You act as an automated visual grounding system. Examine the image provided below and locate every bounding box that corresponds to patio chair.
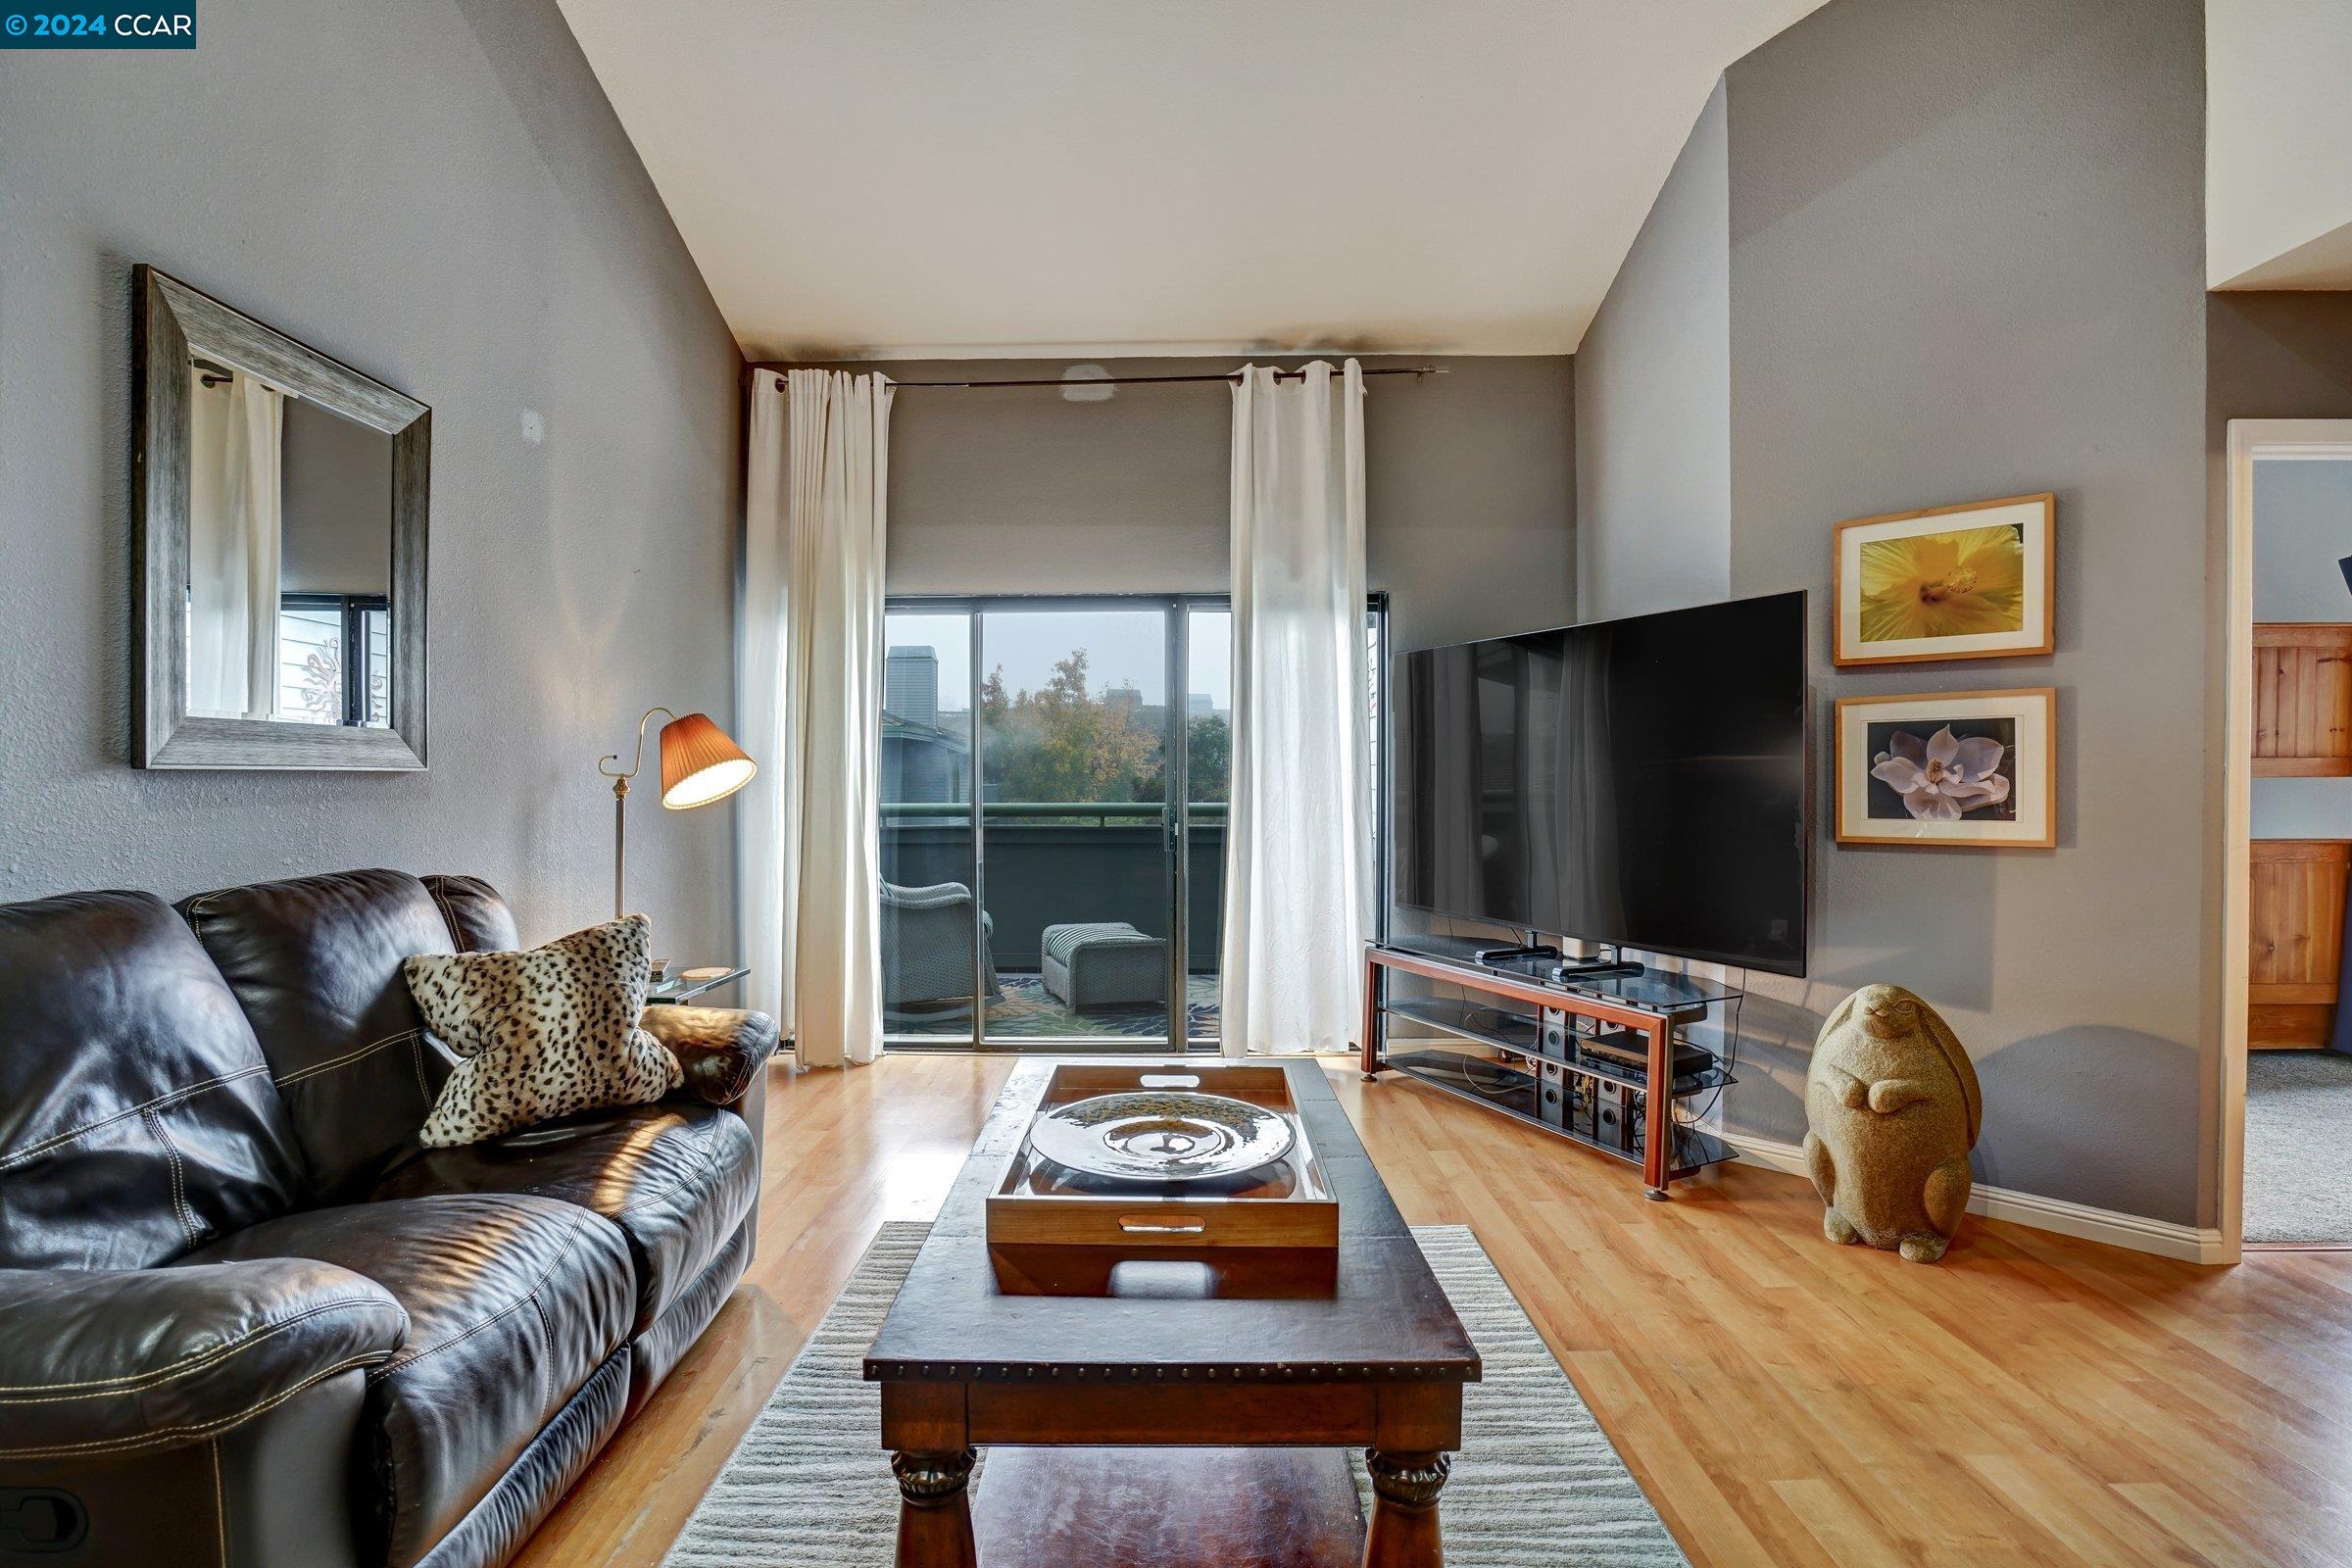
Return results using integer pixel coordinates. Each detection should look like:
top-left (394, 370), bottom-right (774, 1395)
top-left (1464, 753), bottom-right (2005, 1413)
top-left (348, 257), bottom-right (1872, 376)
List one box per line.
top-left (881, 880), bottom-right (1000, 1008)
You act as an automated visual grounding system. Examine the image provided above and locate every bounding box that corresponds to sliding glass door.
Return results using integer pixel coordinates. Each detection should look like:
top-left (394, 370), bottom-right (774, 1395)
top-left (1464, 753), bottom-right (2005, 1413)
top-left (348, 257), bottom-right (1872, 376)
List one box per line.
top-left (1183, 606), bottom-right (1232, 1040)
top-left (879, 596), bottom-right (1212, 1049)
top-left (978, 603), bottom-right (1176, 1044)
top-left (878, 608), bottom-right (980, 1038)
top-left (879, 593), bottom-right (1380, 1050)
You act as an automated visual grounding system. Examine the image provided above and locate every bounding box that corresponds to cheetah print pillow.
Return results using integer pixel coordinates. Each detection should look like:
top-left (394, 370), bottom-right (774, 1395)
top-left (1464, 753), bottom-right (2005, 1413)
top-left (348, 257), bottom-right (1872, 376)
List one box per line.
top-left (406, 914), bottom-right (681, 1148)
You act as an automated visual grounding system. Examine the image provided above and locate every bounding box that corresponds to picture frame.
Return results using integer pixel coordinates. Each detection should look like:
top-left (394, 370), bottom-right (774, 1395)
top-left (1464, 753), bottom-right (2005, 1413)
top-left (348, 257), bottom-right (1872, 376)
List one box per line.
top-left (1835, 688), bottom-right (2056, 849)
top-left (1833, 492), bottom-right (2053, 667)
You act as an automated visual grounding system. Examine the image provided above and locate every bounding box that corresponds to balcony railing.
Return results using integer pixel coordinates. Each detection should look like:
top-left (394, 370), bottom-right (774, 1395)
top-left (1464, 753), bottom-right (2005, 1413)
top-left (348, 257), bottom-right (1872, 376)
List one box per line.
top-left (882, 801), bottom-right (1225, 973)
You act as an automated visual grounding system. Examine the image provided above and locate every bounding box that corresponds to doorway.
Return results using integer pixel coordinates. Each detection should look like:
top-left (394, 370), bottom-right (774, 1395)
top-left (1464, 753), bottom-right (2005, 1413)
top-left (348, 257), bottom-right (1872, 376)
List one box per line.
top-left (2222, 421), bottom-right (2352, 1254)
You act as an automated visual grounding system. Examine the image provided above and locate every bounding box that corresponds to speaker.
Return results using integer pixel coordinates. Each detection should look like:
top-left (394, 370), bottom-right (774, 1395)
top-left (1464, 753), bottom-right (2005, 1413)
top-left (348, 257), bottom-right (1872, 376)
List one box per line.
top-left (1593, 1080), bottom-right (1645, 1152)
top-left (1538, 1059), bottom-right (1569, 1127)
top-left (1592, 1080), bottom-right (1622, 1145)
top-left (1539, 1008), bottom-right (1573, 1062)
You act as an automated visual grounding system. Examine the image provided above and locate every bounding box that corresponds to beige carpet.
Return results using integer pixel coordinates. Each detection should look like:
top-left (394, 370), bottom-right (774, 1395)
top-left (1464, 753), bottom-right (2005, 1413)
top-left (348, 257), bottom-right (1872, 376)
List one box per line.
top-left (662, 1221), bottom-right (1688, 1568)
top-left (2244, 1051), bottom-right (2352, 1244)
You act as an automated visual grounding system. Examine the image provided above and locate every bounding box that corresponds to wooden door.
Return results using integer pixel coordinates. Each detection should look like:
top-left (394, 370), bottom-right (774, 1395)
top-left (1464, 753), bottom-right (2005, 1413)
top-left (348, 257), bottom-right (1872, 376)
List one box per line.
top-left (2248, 839), bottom-right (2350, 1048)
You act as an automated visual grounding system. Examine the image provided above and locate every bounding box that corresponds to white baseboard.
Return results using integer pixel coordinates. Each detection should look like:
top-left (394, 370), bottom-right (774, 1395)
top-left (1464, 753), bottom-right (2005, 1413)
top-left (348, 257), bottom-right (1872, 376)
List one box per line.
top-left (1717, 1132), bottom-right (2227, 1264)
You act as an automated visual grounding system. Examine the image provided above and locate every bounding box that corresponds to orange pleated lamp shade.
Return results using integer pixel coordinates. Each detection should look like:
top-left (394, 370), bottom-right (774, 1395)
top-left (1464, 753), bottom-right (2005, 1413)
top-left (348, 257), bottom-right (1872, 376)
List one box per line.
top-left (659, 712), bottom-right (757, 809)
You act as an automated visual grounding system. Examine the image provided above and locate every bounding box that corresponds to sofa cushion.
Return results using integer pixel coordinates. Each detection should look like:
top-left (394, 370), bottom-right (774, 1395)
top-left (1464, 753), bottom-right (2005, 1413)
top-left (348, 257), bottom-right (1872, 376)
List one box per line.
top-left (177, 869), bottom-right (462, 1200)
top-left (181, 1193), bottom-right (633, 1568)
top-left (0, 1258), bottom-right (408, 1461)
top-left (0, 891), bottom-right (308, 1269)
top-left (372, 1103), bottom-right (757, 1334)
top-left (406, 915), bottom-right (680, 1149)
top-left (418, 874), bottom-right (521, 954)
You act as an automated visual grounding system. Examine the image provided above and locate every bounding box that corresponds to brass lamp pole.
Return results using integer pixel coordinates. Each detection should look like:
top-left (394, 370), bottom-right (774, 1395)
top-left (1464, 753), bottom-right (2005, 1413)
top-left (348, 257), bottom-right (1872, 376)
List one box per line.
top-left (597, 708), bottom-right (757, 919)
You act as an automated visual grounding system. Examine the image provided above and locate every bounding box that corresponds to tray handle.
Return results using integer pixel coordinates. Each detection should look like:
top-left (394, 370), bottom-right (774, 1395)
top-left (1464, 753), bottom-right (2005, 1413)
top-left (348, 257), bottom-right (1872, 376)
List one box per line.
top-left (1117, 1213), bottom-right (1207, 1235)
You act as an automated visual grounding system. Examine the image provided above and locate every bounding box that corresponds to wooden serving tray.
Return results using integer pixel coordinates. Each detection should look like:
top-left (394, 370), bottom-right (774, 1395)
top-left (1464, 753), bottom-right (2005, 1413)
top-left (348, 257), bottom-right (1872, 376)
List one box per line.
top-left (986, 1063), bottom-right (1339, 1253)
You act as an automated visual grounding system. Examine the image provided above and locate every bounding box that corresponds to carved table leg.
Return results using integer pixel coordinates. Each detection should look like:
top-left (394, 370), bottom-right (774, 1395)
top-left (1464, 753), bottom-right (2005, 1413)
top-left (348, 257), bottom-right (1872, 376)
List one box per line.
top-left (1362, 1448), bottom-right (1449, 1567)
top-left (892, 1446), bottom-right (977, 1568)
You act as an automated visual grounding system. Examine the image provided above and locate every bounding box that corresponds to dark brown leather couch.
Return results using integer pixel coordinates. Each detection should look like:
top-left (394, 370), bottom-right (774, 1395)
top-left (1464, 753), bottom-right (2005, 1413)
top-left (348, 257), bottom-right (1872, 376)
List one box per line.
top-left (0, 869), bottom-right (777, 1568)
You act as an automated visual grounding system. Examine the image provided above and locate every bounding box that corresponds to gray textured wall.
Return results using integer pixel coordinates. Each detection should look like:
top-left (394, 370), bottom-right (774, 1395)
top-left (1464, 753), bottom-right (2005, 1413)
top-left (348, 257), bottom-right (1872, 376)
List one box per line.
top-left (1720, 0), bottom-right (2211, 1223)
top-left (0, 0), bottom-right (745, 957)
top-left (1566, 0), bottom-right (2221, 1223)
top-left (1573, 79), bottom-right (1732, 624)
top-left (817, 354), bottom-right (1576, 654)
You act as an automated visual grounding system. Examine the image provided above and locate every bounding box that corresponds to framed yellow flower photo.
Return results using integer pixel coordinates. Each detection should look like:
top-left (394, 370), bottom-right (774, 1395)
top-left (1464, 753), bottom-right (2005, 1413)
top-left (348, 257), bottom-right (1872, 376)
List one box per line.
top-left (1833, 492), bottom-right (2053, 666)
top-left (1835, 688), bottom-right (2056, 849)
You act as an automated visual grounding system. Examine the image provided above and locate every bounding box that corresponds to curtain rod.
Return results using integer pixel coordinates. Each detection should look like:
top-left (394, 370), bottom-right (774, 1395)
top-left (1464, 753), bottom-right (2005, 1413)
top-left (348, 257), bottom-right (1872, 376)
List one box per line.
top-left (752, 365), bottom-right (1446, 390)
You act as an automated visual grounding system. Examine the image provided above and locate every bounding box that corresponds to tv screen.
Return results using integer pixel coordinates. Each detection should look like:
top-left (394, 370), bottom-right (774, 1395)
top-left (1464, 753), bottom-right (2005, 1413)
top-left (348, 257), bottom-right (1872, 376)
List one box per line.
top-left (1392, 591), bottom-right (1808, 975)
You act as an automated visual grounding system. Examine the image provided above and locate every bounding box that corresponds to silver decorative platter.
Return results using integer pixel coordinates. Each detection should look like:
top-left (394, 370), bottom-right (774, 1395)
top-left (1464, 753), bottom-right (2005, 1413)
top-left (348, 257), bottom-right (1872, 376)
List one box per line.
top-left (1029, 1091), bottom-right (1297, 1184)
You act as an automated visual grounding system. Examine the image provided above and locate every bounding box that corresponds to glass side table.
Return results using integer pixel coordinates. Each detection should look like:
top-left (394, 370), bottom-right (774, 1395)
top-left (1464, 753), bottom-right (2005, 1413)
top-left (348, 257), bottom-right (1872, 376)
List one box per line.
top-left (646, 965), bottom-right (749, 1005)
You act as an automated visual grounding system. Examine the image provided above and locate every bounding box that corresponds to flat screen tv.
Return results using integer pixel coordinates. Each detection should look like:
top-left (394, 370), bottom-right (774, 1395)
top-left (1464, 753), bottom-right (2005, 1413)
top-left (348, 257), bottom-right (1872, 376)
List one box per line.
top-left (1392, 591), bottom-right (1809, 976)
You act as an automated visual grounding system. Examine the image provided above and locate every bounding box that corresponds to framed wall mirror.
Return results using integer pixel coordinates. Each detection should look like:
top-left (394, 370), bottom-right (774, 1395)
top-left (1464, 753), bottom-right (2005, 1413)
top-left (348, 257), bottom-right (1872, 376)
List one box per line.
top-left (134, 266), bottom-right (429, 769)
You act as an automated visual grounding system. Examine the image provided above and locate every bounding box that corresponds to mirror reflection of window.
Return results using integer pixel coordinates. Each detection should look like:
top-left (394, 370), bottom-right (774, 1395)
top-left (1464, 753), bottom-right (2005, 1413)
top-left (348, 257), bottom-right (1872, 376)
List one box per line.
top-left (276, 594), bottom-right (391, 726)
top-left (183, 358), bottom-right (395, 726)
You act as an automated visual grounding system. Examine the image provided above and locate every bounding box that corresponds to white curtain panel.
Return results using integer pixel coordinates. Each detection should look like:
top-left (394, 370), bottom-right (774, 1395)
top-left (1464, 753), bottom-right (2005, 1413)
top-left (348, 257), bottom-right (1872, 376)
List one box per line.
top-left (739, 369), bottom-right (894, 1068)
top-left (186, 369), bottom-right (283, 718)
top-left (1221, 360), bottom-right (1371, 1056)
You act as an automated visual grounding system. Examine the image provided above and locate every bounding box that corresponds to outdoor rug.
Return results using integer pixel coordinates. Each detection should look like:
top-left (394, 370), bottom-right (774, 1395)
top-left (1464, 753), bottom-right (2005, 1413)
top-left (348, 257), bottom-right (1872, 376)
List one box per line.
top-left (662, 1220), bottom-right (1687, 1568)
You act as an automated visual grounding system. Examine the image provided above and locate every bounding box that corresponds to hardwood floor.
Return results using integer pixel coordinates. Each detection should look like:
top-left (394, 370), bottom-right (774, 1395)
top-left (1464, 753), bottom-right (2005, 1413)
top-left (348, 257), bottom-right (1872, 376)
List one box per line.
top-left (517, 1054), bottom-right (2352, 1568)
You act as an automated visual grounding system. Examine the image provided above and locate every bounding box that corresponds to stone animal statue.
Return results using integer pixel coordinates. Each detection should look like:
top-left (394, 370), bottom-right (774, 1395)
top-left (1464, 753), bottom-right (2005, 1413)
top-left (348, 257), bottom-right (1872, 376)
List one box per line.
top-left (1803, 984), bottom-right (1981, 1263)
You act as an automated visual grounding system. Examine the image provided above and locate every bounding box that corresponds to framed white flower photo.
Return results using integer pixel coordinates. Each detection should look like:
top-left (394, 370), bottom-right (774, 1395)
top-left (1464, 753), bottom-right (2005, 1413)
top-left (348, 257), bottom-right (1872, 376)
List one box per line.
top-left (1833, 492), bottom-right (2054, 666)
top-left (1835, 688), bottom-right (2055, 849)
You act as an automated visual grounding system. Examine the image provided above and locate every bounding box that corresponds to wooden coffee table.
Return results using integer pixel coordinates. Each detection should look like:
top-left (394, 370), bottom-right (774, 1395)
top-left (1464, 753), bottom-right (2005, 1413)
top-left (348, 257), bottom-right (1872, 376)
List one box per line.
top-left (864, 1058), bottom-right (1480, 1568)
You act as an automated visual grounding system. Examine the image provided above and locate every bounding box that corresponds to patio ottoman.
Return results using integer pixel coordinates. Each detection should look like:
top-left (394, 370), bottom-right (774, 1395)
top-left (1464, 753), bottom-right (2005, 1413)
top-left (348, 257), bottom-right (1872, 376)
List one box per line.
top-left (1040, 921), bottom-right (1167, 1009)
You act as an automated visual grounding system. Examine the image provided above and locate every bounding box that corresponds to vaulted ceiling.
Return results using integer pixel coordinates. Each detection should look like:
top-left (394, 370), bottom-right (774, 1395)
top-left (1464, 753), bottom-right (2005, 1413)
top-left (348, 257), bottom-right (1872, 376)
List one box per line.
top-left (557, 1), bottom-right (1827, 359)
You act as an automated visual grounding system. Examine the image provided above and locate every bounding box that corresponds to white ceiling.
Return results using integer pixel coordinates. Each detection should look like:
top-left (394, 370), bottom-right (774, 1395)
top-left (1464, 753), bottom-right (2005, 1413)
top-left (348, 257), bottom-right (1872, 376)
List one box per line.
top-left (556, 1), bottom-right (1826, 360)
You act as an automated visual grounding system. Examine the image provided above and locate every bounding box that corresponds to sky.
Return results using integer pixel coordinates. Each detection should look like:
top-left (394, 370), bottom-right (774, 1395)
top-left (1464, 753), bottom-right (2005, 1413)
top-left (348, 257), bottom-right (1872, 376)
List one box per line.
top-left (886, 608), bottom-right (1232, 710)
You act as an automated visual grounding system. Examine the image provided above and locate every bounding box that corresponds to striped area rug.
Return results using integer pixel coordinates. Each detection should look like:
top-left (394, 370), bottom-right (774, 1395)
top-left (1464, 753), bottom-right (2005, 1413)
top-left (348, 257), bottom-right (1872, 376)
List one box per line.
top-left (662, 1222), bottom-right (1687, 1568)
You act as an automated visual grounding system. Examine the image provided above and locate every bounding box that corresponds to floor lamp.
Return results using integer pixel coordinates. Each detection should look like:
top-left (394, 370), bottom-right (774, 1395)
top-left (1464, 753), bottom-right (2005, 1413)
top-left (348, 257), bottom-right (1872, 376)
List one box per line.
top-left (597, 709), bottom-right (756, 919)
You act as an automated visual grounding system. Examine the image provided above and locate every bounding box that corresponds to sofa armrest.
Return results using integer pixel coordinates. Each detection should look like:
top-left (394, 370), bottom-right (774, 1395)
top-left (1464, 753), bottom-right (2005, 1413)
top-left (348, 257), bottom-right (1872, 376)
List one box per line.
top-left (641, 1004), bottom-right (781, 1106)
top-left (0, 1260), bottom-right (408, 1461)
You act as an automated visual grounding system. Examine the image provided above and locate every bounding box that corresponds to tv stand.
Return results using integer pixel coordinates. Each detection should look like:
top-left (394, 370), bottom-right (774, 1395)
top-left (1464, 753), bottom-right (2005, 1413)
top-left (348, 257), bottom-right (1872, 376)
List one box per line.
top-left (1359, 943), bottom-right (1738, 1199)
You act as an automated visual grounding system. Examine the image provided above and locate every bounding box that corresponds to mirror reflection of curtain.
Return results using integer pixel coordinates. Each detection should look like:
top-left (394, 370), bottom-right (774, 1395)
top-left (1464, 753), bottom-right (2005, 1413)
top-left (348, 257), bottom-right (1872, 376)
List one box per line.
top-left (187, 368), bottom-right (284, 718)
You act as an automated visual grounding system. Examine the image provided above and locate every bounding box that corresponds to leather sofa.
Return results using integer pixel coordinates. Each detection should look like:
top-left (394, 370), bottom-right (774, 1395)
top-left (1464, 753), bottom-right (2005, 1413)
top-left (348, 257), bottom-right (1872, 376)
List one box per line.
top-left (0, 869), bottom-right (777, 1568)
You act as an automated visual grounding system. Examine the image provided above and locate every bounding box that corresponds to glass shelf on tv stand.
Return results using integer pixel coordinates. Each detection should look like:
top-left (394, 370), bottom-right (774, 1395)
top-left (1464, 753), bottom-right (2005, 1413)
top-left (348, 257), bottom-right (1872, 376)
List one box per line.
top-left (1379, 938), bottom-right (1744, 1020)
top-left (1382, 1045), bottom-right (1735, 1180)
top-left (1380, 995), bottom-right (1735, 1098)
